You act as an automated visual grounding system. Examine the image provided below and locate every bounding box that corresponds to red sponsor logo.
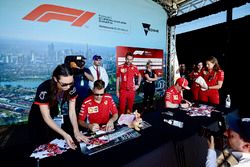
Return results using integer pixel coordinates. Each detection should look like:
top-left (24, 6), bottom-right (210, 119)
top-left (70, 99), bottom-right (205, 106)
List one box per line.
top-left (23, 4), bottom-right (95, 27)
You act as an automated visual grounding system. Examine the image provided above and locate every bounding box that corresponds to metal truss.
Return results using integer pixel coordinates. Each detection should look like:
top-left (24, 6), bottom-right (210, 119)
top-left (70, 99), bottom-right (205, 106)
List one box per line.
top-left (152, 0), bottom-right (220, 16)
top-left (178, 0), bottom-right (219, 15)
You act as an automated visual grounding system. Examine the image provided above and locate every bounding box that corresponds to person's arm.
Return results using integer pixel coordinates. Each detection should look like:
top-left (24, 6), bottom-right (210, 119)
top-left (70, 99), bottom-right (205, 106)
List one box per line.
top-left (165, 91), bottom-right (179, 108)
top-left (206, 136), bottom-right (217, 167)
top-left (180, 99), bottom-right (192, 108)
top-left (78, 119), bottom-right (100, 132)
top-left (135, 73), bottom-right (142, 91)
top-left (144, 74), bottom-right (151, 83)
top-left (68, 98), bottom-right (89, 143)
top-left (208, 70), bottom-right (224, 90)
top-left (78, 101), bottom-right (100, 132)
top-left (138, 73), bottom-right (142, 85)
top-left (116, 76), bottom-right (120, 98)
top-left (106, 96), bottom-right (119, 131)
top-left (39, 105), bottom-right (77, 150)
top-left (78, 119), bottom-right (89, 129)
top-left (106, 113), bottom-right (118, 131)
top-left (208, 80), bottom-right (223, 90)
top-left (165, 101), bottom-right (179, 108)
top-left (145, 72), bottom-right (158, 82)
top-left (84, 71), bottom-right (94, 82)
top-left (153, 73), bottom-right (158, 80)
top-left (102, 68), bottom-right (109, 88)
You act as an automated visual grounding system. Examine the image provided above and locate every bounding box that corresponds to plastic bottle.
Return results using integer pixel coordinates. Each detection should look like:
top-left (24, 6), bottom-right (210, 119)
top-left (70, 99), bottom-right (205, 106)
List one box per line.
top-left (225, 94), bottom-right (231, 108)
top-left (163, 119), bottom-right (184, 128)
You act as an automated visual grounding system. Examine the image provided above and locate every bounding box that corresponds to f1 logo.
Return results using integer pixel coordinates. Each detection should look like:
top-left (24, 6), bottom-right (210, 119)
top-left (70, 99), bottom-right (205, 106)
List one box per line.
top-left (23, 4), bottom-right (95, 27)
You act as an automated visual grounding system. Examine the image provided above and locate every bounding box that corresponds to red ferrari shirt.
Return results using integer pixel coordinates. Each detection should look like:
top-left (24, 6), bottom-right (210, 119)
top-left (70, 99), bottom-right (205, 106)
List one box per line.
top-left (165, 85), bottom-right (182, 107)
top-left (116, 63), bottom-right (140, 91)
top-left (79, 94), bottom-right (118, 124)
top-left (202, 69), bottom-right (224, 86)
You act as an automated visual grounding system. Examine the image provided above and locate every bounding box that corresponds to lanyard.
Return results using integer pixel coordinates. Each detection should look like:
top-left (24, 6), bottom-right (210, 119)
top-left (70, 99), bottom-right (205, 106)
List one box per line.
top-left (58, 99), bottom-right (62, 116)
top-left (57, 91), bottom-right (64, 116)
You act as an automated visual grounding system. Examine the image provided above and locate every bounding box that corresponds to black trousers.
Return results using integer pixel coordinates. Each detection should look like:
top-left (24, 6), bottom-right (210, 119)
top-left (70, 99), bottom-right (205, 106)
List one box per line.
top-left (143, 83), bottom-right (155, 107)
top-left (28, 112), bottom-right (72, 148)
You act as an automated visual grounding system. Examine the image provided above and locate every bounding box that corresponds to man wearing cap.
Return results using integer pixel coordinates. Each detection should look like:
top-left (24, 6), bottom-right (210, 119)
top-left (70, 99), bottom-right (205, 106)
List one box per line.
top-left (206, 111), bottom-right (250, 167)
top-left (165, 77), bottom-right (192, 108)
top-left (116, 52), bottom-right (142, 115)
top-left (88, 55), bottom-right (109, 90)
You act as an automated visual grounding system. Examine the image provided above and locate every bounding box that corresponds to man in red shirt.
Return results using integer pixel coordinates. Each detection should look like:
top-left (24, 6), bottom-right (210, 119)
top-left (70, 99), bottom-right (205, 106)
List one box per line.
top-left (116, 52), bottom-right (142, 115)
top-left (165, 77), bottom-right (191, 108)
top-left (78, 80), bottom-right (118, 132)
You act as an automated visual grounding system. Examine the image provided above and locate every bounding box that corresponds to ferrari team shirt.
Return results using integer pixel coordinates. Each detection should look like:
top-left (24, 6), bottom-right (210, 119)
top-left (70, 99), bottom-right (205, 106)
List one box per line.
top-left (79, 93), bottom-right (118, 124)
top-left (165, 85), bottom-right (182, 107)
top-left (116, 63), bottom-right (140, 91)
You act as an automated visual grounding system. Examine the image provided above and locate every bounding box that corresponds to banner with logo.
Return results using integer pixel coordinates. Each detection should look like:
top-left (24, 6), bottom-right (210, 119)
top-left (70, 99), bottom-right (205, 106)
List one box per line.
top-left (116, 46), bottom-right (164, 76)
top-left (116, 46), bottom-right (166, 101)
top-left (0, 0), bottom-right (167, 125)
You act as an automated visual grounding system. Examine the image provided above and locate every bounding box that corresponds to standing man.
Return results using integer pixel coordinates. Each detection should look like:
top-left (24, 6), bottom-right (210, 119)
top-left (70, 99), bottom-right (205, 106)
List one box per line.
top-left (116, 52), bottom-right (142, 115)
top-left (89, 55), bottom-right (109, 90)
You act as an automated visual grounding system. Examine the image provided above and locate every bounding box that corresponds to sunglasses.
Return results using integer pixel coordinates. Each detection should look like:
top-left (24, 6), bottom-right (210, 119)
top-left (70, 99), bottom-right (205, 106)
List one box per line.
top-left (94, 93), bottom-right (104, 96)
top-left (58, 81), bottom-right (74, 87)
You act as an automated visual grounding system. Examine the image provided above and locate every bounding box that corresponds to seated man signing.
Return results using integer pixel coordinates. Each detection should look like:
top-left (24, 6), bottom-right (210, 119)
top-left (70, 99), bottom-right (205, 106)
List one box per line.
top-left (78, 80), bottom-right (118, 132)
top-left (165, 77), bottom-right (192, 108)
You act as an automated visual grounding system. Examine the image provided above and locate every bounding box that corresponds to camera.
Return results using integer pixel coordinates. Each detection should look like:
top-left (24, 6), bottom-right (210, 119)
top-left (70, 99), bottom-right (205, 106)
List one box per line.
top-left (198, 112), bottom-right (227, 150)
top-left (64, 55), bottom-right (86, 69)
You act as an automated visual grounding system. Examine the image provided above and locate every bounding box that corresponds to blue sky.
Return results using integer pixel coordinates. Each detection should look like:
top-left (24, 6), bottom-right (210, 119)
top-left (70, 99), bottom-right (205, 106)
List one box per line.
top-left (176, 3), bottom-right (250, 34)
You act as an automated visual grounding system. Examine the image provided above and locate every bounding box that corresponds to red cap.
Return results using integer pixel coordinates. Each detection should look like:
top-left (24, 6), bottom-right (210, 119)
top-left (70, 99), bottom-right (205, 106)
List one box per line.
top-left (176, 77), bottom-right (190, 90)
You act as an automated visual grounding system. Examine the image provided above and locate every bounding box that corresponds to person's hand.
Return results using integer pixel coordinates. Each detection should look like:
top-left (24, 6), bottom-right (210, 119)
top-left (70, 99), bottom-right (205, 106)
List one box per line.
top-left (106, 120), bottom-right (114, 132)
top-left (134, 85), bottom-right (140, 91)
top-left (74, 131), bottom-right (89, 143)
top-left (207, 136), bottom-right (215, 150)
top-left (146, 80), bottom-right (152, 83)
top-left (70, 62), bottom-right (80, 69)
top-left (180, 103), bottom-right (189, 108)
top-left (116, 91), bottom-right (119, 98)
top-left (180, 99), bottom-right (192, 108)
top-left (64, 134), bottom-right (77, 150)
top-left (89, 123), bottom-right (100, 132)
top-left (200, 85), bottom-right (209, 91)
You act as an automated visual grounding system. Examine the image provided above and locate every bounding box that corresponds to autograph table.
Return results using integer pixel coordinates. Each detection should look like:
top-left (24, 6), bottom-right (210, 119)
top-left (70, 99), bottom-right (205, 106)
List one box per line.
top-left (1, 105), bottom-right (234, 167)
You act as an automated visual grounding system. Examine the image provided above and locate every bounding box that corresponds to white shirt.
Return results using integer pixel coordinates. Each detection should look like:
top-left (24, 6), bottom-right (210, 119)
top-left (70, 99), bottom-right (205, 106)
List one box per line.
top-left (206, 149), bottom-right (217, 167)
top-left (233, 152), bottom-right (250, 167)
top-left (89, 65), bottom-right (109, 90)
top-left (206, 149), bottom-right (250, 167)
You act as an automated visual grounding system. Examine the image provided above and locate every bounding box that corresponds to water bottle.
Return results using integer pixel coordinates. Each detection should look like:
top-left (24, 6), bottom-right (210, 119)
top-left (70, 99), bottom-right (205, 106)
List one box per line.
top-left (225, 94), bottom-right (231, 108)
top-left (163, 119), bottom-right (184, 128)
